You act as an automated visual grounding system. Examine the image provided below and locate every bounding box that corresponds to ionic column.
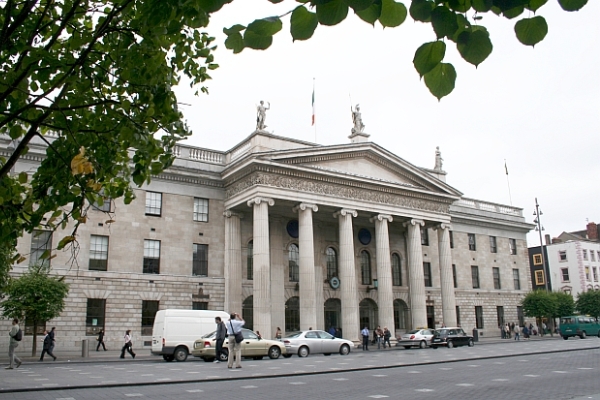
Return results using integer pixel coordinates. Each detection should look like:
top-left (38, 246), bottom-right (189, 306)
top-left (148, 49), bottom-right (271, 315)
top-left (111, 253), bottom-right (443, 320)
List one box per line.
top-left (404, 219), bottom-right (427, 329)
top-left (270, 217), bottom-right (285, 340)
top-left (435, 223), bottom-right (457, 327)
top-left (371, 214), bottom-right (395, 336)
top-left (294, 203), bottom-right (318, 330)
top-left (224, 211), bottom-right (243, 314)
top-left (247, 197), bottom-right (274, 338)
top-left (334, 209), bottom-right (359, 342)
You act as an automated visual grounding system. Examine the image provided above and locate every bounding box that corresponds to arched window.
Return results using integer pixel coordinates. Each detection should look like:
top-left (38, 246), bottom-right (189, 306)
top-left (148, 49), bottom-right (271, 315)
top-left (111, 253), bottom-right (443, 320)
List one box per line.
top-left (285, 297), bottom-right (300, 332)
top-left (392, 253), bottom-right (402, 286)
top-left (289, 243), bottom-right (299, 282)
top-left (361, 250), bottom-right (371, 285)
top-left (247, 240), bottom-right (253, 280)
top-left (326, 247), bottom-right (338, 280)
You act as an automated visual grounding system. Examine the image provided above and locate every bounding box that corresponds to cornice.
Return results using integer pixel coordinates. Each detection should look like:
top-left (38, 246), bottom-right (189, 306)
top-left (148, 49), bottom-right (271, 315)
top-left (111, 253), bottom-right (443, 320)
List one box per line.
top-left (155, 171), bottom-right (223, 188)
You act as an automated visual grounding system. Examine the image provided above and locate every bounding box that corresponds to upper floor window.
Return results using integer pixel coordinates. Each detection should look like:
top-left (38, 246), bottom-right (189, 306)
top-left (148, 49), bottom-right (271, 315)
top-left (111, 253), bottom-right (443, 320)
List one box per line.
top-left (193, 244), bottom-right (208, 276)
top-left (143, 239), bottom-right (160, 274)
top-left (583, 249), bottom-right (588, 260)
top-left (559, 250), bottom-right (567, 262)
top-left (89, 235), bottom-right (109, 271)
top-left (492, 267), bottom-right (501, 289)
top-left (452, 264), bottom-right (457, 288)
top-left (513, 269), bottom-right (521, 290)
top-left (509, 238), bottom-right (517, 255)
top-left (92, 196), bottom-right (112, 212)
top-left (489, 236), bottom-right (497, 253)
top-left (423, 262), bottom-right (432, 287)
top-left (468, 234), bottom-right (476, 251)
top-left (421, 227), bottom-right (429, 246)
top-left (471, 265), bottom-right (480, 289)
top-left (247, 240), bottom-right (253, 280)
top-left (593, 267), bottom-right (598, 282)
top-left (193, 198), bottom-right (209, 222)
top-left (533, 254), bottom-right (543, 265)
top-left (30, 230), bottom-right (52, 267)
top-left (145, 192), bottom-right (162, 216)
top-left (449, 231), bottom-right (454, 249)
top-left (392, 253), bottom-right (402, 286)
top-left (535, 270), bottom-right (545, 286)
top-left (326, 247), bottom-right (338, 280)
top-left (289, 244), bottom-right (299, 282)
top-left (591, 251), bottom-right (596, 262)
top-left (561, 268), bottom-right (570, 282)
top-left (585, 266), bottom-right (590, 281)
top-left (361, 251), bottom-right (372, 285)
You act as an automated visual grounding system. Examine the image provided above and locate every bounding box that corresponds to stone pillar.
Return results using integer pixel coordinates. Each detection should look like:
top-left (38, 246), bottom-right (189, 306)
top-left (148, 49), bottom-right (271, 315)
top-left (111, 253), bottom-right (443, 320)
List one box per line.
top-left (294, 203), bottom-right (318, 330)
top-left (403, 219), bottom-right (427, 329)
top-left (334, 209), bottom-right (359, 342)
top-left (247, 197), bottom-right (274, 339)
top-left (371, 214), bottom-right (395, 336)
top-left (436, 223), bottom-right (457, 327)
top-left (270, 217), bottom-right (285, 340)
top-left (224, 211), bottom-right (242, 314)
top-left (315, 260), bottom-right (325, 330)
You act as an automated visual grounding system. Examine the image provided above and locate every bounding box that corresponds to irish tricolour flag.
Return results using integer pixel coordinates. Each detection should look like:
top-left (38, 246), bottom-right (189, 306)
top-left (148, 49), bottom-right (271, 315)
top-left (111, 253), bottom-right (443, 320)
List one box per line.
top-left (311, 80), bottom-right (315, 126)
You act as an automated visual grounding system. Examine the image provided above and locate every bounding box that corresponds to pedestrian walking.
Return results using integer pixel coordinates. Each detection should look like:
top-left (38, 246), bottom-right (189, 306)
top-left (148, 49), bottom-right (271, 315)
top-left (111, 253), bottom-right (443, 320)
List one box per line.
top-left (383, 327), bottom-right (391, 348)
top-left (40, 328), bottom-right (57, 361)
top-left (514, 324), bottom-right (521, 341)
top-left (375, 326), bottom-right (383, 349)
top-left (214, 316), bottom-right (226, 363)
top-left (6, 318), bottom-right (22, 369)
top-left (275, 327), bottom-right (282, 340)
top-left (226, 313), bottom-right (245, 369)
top-left (361, 326), bottom-right (370, 351)
top-left (500, 325), bottom-right (505, 339)
top-left (120, 330), bottom-right (136, 359)
top-left (96, 329), bottom-right (107, 351)
top-left (505, 323), bottom-right (511, 339)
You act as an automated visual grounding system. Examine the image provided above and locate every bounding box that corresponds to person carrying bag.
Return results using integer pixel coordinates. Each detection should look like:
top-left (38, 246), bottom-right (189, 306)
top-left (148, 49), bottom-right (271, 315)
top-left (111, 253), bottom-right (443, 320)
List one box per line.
top-left (226, 313), bottom-right (245, 369)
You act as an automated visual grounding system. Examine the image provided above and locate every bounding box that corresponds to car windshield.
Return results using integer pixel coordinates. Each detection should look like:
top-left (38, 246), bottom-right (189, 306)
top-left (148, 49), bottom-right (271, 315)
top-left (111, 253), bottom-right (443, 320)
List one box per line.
top-left (318, 331), bottom-right (334, 339)
top-left (284, 332), bottom-right (302, 338)
top-left (201, 331), bottom-right (216, 339)
top-left (437, 329), bottom-right (449, 335)
top-left (407, 329), bottom-right (420, 334)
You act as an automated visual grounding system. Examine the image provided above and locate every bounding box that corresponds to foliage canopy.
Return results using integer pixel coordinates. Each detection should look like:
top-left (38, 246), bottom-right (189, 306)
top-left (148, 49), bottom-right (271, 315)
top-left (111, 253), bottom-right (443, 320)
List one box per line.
top-left (576, 290), bottom-right (600, 319)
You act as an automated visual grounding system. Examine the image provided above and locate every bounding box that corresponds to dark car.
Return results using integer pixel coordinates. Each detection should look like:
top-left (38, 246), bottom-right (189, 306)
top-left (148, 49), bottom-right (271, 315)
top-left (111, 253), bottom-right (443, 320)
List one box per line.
top-left (430, 327), bottom-right (474, 349)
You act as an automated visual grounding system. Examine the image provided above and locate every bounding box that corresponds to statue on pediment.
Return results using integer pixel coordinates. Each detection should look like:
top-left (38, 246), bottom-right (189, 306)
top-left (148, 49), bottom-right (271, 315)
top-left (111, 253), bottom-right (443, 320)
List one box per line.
top-left (434, 146), bottom-right (443, 171)
top-left (256, 100), bottom-right (270, 131)
top-left (351, 104), bottom-right (365, 134)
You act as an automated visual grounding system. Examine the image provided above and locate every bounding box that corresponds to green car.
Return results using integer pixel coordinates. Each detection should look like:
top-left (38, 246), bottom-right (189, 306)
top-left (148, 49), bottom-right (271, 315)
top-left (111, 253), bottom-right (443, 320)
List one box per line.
top-left (559, 316), bottom-right (600, 339)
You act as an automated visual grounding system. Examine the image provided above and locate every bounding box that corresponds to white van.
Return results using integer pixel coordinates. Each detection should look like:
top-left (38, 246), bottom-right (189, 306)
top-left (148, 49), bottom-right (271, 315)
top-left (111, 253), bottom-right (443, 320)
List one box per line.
top-left (151, 309), bottom-right (230, 362)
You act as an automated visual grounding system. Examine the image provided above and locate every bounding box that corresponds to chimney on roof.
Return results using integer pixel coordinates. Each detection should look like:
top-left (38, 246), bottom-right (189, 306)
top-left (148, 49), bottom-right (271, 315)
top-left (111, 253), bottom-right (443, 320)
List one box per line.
top-left (544, 234), bottom-right (551, 245)
top-left (587, 222), bottom-right (598, 241)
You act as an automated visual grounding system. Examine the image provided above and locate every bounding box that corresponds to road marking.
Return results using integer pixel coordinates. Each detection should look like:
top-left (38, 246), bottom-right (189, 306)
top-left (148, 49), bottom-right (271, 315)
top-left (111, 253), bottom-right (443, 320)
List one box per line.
top-left (467, 365), bottom-right (480, 367)
top-left (373, 375), bottom-right (387, 377)
top-left (333, 378), bottom-right (348, 381)
top-left (56, 398), bottom-right (76, 400)
top-left (493, 362), bottom-right (505, 364)
top-left (268, 367), bottom-right (280, 369)
top-left (439, 367), bottom-right (452, 370)
top-left (187, 371), bottom-right (200, 374)
top-left (289, 382), bottom-right (306, 385)
top-left (241, 385), bottom-right (257, 389)
top-left (524, 375), bottom-right (539, 377)
top-left (553, 371), bottom-right (568, 374)
top-left (408, 371), bottom-right (421, 374)
top-left (141, 374), bottom-right (153, 376)
top-left (492, 379), bottom-right (509, 382)
top-left (205, 376), bottom-right (221, 378)
top-left (156, 378), bottom-right (171, 381)
top-left (34, 378), bottom-right (49, 381)
top-left (578, 368), bottom-right (593, 370)
top-left (187, 389), bottom-right (203, 393)
top-left (368, 396), bottom-right (389, 398)
top-left (457, 383), bottom-right (474, 387)
top-left (169, 368), bottom-right (182, 371)
top-left (415, 389), bottom-right (435, 392)
top-left (125, 394), bottom-right (143, 397)
top-left (41, 383), bottom-right (58, 387)
top-left (79, 372), bottom-right (91, 375)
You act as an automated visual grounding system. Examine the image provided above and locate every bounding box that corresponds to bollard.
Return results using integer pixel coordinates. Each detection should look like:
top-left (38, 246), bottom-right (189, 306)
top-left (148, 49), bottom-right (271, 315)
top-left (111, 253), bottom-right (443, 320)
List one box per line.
top-left (472, 329), bottom-right (479, 342)
top-left (82, 339), bottom-right (89, 358)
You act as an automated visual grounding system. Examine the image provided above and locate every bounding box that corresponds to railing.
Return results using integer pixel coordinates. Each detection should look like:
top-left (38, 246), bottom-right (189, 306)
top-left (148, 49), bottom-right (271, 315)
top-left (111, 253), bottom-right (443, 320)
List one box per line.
top-left (173, 144), bottom-right (225, 164)
top-left (454, 198), bottom-right (522, 217)
top-left (231, 141), bottom-right (251, 160)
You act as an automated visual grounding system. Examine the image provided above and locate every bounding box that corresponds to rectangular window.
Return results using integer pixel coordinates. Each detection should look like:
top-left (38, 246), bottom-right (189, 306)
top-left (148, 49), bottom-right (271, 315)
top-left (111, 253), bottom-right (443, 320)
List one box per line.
top-left (489, 236), bottom-right (497, 253)
top-left (509, 238), bottom-right (517, 255)
top-left (86, 299), bottom-right (106, 336)
top-left (24, 319), bottom-right (46, 336)
top-left (449, 231), bottom-right (454, 249)
top-left (593, 267), bottom-right (598, 282)
top-left (517, 306), bottom-right (525, 327)
top-left (583, 249), bottom-right (588, 260)
top-left (89, 235), bottom-right (109, 271)
top-left (533, 254), bottom-right (543, 265)
top-left (496, 306), bottom-right (504, 328)
top-left (145, 191), bottom-right (162, 216)
top-left (30, 230), bottom-right (52, 267)
top-left (423, 262), bottom-right (432, 287)
top-left (421, 227), bottom-right (429, 246)
top-left (535, 270), bottom-right (545, 285)
top-left (142, 300), bottom-right (159, 336)
top-left (561, 268), bottom-right (570, 282)
top-left (247, 241), bottom-right (254, 280)
top-left (193, 198), bottom-right (209, 222)
top-left (585, 266), bottom-right (590, 281)
top-left (455, 306), bottom-right (461, 326)
top-left (192, 244), bottom-right (208, 276)
top-left (493, 267), bottom-right (501, 289)
top-left (143, 239), bottom-right (161, 274)
top-left (452, 264), bottom-right (457, 288)
top-left (559, 250), bottom-right (567, 262)
top-left (513, 269), bottom-right (521, 290)
top-left (92, 196), bottom-right (112, 212)
top-left (192, 302), bottom-right (208, 310)
top-left (591, 252), bottom-right (596, 262)
top-left (475, 306), bottom-right (484, 329)
top-left (426, 305), bottom-right (434, 327)
top-left (468, 233), bottom-right (476, 251)
top-left (471, 265), bottom-right (480, 289)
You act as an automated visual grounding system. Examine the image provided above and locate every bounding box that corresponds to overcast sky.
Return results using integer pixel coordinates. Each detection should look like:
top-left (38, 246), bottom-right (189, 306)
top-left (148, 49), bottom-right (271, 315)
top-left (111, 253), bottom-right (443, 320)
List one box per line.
top-left (174, 0), bottom-right (599, 246)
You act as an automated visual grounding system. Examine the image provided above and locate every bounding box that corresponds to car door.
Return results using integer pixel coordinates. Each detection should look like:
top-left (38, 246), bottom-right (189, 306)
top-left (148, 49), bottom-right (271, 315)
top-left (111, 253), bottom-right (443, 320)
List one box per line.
top-left (304, 331), bottom-right (322, 354)
top-left (317, 331), bottom-right (337, 353)
top-left (456, 328), bottom-right (467, 345)
top-left (241, 330), bottom-right (260, 357)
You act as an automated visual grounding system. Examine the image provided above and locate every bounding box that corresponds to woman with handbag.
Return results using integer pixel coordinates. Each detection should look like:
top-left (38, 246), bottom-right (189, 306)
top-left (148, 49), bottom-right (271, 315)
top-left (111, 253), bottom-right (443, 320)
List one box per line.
top-left (119, 330), bottom-right (136, 359)
top-left (226, 313), bottom-right (245, 369)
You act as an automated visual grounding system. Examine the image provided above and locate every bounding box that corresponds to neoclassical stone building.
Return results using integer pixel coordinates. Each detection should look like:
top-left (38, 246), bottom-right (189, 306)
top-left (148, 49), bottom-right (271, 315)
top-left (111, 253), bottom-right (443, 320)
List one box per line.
top-left (2, 129), bottom-right (533, 351)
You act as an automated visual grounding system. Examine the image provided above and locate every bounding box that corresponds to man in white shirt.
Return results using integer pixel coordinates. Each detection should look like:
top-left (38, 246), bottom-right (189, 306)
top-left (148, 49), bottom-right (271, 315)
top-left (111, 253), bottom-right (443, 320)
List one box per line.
top-left (226, 313), bottom-right (245, 369)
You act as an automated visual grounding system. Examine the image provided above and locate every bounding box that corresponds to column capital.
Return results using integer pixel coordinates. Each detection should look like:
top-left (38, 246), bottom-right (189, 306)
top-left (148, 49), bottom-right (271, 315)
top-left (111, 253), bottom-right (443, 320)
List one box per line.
top-left (333, 208), bottom-right (357, 219)
top-left (370, 214), bottom-right (393, 224)
top-left (402, 218), bottom-right (424, 228)
top-left (433, 223), bottom-right (452, 231)
top-left (293, 203), bottom-right (318, 213)
top-left (247, 197), bottom-right (274, 207)
top-left (223, 210), bottom-right (244, 219)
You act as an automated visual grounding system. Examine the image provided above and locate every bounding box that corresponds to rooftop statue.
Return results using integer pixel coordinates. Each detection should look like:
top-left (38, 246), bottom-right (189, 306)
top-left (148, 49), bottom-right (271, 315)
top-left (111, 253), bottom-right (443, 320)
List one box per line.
top-left (351, 104), bottom-right (365, 134)
top-left (256, 100), bottom-right (270, 131)
top-left (434, 146), bottom-right (444, 171)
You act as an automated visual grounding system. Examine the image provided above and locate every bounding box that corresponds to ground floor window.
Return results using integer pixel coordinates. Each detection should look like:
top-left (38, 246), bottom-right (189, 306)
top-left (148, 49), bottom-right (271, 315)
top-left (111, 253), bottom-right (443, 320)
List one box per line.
top-left (359, 298), bottom-right (378, 330)
top-left (285, 296), bottom-right (300, 332)
top-left (517, 306), bottom-right (525, 327)
top-left (475, 306), bottom-right (484, 329)
top-left (394, 299), bottom-right (409, 330)
top-left (456, 306), bottom-right (461, 326)
top-left (324, 298), bottom-right (341, 333)
top-left (243, 296), bottom-right (254, 331)
top-left (496, 306), bottom-right (504, 328)
top-left (86, 299), bottom-right (106, 336)
top-left (426, 305), bottom-right (435, 328)
top-left (142, 300), bottom-right (159, 336)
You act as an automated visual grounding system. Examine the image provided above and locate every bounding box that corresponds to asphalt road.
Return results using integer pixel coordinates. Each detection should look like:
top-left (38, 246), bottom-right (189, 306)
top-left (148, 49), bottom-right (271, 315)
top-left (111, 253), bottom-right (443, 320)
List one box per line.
top-left (2, 338), bottom-right (599, 400)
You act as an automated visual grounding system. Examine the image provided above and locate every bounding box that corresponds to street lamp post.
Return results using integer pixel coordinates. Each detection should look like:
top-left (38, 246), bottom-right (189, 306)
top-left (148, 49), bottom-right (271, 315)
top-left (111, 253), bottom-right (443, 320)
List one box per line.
top-left (533, 197), bottom-right (549, 292)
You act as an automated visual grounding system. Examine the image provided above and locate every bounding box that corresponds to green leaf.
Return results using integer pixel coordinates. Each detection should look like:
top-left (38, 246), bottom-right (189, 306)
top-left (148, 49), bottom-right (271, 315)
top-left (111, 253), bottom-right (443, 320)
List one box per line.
top-left (343, 0), bottom-right (374, 11)
top-left (457, 29), bottom-right (493, 67)
top-left (472, 0), bottom-right (493, 12)
top-left (410, 0), bottom-right (434, 22)
top-left (492, 0), bottom-right (527, 11)
top-left (431, 6), bottom-right (459, 39)
top-left (379, 0), bottom-right (407, 27)
top-left (448, 0), bottom-right (471, 13)
top-left (290, 6), bottom-right (319, 41)
top-left (18, 172), bottom-right (28, 184)
top-left (526, 0), bottom-right (547, 12)
top-left (413, 41), bottom-right (446, 77)
top-left (424, 63), bottom-right (456, 100)
top-left (246, 17), bottom-right (283, 36)
top-left (198, 0), bottom-right (233, 13)
top-left (243, 30), bottom-right (273, 50)
top-left (502, 5), bottom-right (524, 19)
top-left (356, 0), bottom-right (382, 24)
top-left (223, 24), bottom-right (246, 35)
top-left (558, 0), bottom-right (588, 11)
top-left (316, 0), bottom-right (350, 26)
top-left (224, 32), bottom-right (244, 53)
top-left (514, 16), bottom-right (548, 46)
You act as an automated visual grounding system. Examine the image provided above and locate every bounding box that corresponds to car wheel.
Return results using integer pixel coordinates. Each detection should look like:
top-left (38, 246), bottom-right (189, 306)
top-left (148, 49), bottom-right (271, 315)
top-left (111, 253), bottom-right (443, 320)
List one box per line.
top-left (468, 339), bottom-right (474, 347)
top-left (268, 346), bottom-right (282, 359)
top-left (220, 349), bottom-right (229, 362)
top-left (174, 346), bottom-right (188, 362)
top-left (563, 336), bottom-right (569, 340)
top-left (339, 344), bottom-right (350, 356)
top-left (447, 340), bottom-right (454, 349)
top-left (163, 354), bottom-right (174, 362)
top-left (283, 354), bottom-right (292, 358)
top-left (403, 346), bottom-right (411, 349)
top-left (298, 346), bottom-right (309, 358)
top-left (419, 340), bottom-right (427, 349)
top-left (580, 331), bottom-right (587, 339)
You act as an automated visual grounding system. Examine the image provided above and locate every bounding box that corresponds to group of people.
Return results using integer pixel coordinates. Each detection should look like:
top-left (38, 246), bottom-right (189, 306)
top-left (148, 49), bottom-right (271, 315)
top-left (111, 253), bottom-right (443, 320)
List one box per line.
top-left (5, 319), bottom-right (58, 369)
top-left (213, 313), bottom-right (245, 369)
top-left (501, 322), bottom-right (537, 340)
top-left (360, 325), bottom-right (392, 351)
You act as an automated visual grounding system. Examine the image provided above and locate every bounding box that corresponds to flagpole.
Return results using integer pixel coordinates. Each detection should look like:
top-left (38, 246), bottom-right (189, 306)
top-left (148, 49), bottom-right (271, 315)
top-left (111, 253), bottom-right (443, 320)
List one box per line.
top-left (312, 78), bottom-right (317, 143)
top-left (505, 159), bottom-right (513, 206)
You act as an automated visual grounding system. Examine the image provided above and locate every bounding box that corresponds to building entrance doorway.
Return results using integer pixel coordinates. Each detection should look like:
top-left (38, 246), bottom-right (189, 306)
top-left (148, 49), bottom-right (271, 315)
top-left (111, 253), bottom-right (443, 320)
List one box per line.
top-left (324, 298), bottom-right (341, 334)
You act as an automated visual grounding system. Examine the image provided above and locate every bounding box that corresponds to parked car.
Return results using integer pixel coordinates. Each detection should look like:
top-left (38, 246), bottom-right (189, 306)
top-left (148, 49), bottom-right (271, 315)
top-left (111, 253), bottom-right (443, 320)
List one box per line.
top-left (191, 329), bottom-right (286, 362)
top-left (430, 327), bottom-right (474, 349)
top-left (559, 315), bottom-right (600, 339)
top-left (397, 329), bottom-right (435, 349)
top-left (281, 330), bottom-right (353, 357)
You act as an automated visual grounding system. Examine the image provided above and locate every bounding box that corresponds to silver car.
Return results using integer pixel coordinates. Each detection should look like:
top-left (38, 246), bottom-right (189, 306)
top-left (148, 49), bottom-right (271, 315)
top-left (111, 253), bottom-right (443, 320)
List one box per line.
top-left (397, 329), bottom-right (435, 349)
top-left (281, 330), bottom-right (353, 357)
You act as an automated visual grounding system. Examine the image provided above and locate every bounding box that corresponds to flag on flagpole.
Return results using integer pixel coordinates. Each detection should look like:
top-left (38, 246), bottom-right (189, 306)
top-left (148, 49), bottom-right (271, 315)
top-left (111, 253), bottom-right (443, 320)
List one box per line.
top-left (504, 160), bottom-right (508, 175)
top-left (311, 80), bottom-right (315, 126)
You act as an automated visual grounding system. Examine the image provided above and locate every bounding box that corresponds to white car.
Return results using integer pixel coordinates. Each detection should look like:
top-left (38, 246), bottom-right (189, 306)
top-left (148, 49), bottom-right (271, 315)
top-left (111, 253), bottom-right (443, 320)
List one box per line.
top-left (397, 329), bottom-right (435, 349)
top-left (281, 330), bottom-right (353, 357)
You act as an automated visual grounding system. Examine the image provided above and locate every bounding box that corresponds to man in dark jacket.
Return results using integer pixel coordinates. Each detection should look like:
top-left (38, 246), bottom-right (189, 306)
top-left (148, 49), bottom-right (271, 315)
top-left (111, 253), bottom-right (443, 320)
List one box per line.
top-left (214, 317), bottom-right (226, 363)
top-left (40, 328), bottom-right (56, 361)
